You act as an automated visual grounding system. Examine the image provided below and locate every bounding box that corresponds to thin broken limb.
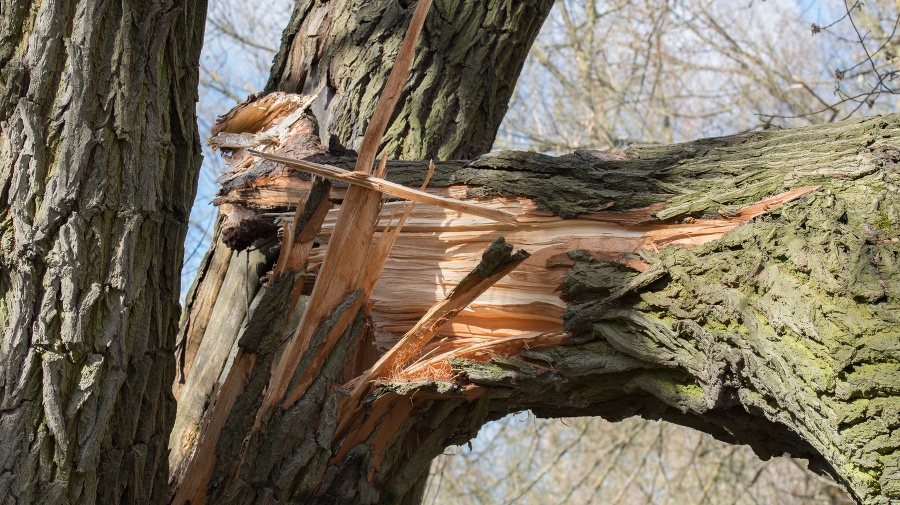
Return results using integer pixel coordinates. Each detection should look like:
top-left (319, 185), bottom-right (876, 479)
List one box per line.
top-left (249, 149), bottom-right (519, 224)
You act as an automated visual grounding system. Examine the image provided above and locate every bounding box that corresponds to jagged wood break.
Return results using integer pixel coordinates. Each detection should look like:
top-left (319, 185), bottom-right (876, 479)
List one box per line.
top-left (167, 85), bottom-right (900, 505)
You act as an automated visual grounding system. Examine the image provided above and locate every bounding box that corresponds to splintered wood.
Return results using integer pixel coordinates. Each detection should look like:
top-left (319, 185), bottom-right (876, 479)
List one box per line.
top-left (252, 0), bottom-right (437, 429)
top-left (208, 93), bottom-right (821, 386)
top-left (202, 0), bottom-right (819, 403)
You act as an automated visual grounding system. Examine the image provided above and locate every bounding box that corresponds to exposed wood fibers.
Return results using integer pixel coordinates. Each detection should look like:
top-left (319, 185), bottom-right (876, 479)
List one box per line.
top-left (348, 238), bottom-right (528, 403)
top-left (333, 237), bottom-right (529, 445)
top-left (239, 2), bottom-right (436, 472)
top-left (193, 2), bottom-right (823, 490)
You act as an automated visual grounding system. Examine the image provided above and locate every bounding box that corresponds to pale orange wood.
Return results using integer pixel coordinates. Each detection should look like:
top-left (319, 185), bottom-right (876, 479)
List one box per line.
top-left (280, 162), bottom-right (437, 407)
top-left (349, 239), bottom-right (529, 400)
top-left (331, 238), bottom-right (528, 451)
top-left (256, 181), bottom-right (384, 416)
top-left (400, 331), bottom-right (571, 381)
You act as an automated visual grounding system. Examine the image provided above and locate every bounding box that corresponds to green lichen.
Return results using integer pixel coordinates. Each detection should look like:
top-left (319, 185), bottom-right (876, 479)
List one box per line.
top-left (556, 131), bottom-right (900, 503)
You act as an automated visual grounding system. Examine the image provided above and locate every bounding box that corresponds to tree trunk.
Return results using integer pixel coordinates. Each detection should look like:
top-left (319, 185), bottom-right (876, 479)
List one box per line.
top-left (169, 3), bottom-right (900, 505)
top-left (0, 0), bottom-right (206, 503)
top-left (266, 0), bottom-right (553, 160)
top-left (169, 2), bottom-right (554, 503)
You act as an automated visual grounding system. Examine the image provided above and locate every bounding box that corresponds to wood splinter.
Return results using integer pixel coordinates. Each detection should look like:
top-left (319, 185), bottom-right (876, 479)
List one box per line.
top-left (352, 237), bottom-right (529, 395)
top-left (249, 149), bottom-right (519, 224)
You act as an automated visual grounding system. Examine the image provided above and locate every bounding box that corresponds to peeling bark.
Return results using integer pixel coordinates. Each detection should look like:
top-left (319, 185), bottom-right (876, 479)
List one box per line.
top-left (0, 0), bottom-right (206, 503)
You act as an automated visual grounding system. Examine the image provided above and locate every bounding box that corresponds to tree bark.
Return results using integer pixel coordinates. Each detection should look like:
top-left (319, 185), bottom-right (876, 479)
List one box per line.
top-left (0, 0), bottom-right (206, 503)
top-left (170, 2), bottom-right (899, 505)
top-left (266, 0), bottom-right (552, 160)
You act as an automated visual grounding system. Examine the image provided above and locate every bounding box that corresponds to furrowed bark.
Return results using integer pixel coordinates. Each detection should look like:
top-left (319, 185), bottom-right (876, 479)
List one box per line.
top-left (266, 0), bottom-right (554, 159)
top-left (0, 0), bottom-right (206, 503)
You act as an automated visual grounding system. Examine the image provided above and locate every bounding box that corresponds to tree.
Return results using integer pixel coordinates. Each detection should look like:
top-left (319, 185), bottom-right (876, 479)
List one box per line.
top-left (0, 0), bottom-right (206, 503)
top-left (2, 2), bottom-right (898, 505)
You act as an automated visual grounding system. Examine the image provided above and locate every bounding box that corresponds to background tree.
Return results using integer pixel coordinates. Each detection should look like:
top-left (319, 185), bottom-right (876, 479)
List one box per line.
top-left (0, 0), bottom-right (206, 503)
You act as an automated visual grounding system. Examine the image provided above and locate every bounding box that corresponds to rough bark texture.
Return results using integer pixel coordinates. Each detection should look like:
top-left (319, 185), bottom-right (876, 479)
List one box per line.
top-left (170, 2), bottom-right (899, 505)
top-left (0, 0), bottom-right (206, 503)
top-left (266, 0), bottom-right (553, 159)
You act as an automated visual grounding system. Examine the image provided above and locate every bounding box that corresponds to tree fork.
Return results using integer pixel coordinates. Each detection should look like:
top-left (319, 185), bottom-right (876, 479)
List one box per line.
top-left (170, 1), bottom-right (899, 504)
top-left (176, 84), bottom-right (900, 503)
